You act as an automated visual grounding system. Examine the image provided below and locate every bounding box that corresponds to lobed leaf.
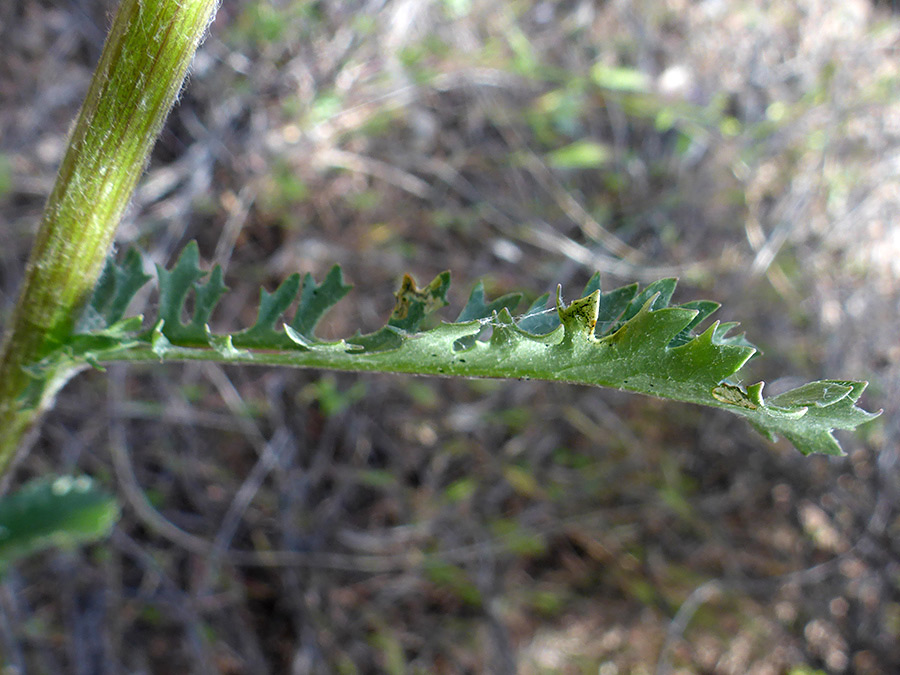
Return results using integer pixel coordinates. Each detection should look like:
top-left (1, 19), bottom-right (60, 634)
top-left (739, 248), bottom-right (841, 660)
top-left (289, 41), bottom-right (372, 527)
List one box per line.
top-left (290, 266), bottom-right (353, 338)
top-left (77, 248), bottom-right (151, 332)
top-left (456, 282), bottom-right (522, 322)
top-left (36, 243), bottom-right (880, 455)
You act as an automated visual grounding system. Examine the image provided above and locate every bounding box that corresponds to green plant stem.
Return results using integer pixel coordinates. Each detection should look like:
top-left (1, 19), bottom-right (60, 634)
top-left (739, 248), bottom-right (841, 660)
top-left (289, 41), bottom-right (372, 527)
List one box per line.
top-left (0, 0), bottom-right (219, 474)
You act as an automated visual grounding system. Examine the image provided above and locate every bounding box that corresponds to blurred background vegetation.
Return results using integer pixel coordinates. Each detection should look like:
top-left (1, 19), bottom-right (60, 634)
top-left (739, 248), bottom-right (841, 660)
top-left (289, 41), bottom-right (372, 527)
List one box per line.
top-left (1, 0), bottom-right (899, 672)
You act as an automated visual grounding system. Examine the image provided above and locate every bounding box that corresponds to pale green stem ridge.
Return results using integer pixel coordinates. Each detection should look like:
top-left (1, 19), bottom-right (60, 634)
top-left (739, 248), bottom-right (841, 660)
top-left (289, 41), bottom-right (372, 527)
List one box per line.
top-left (0, 0), bottom-right (219, 473)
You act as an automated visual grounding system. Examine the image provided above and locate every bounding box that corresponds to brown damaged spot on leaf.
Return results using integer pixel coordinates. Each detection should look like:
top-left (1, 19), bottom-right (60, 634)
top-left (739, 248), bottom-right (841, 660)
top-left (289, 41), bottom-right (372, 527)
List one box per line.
top-left (390, 275), bottom-right (417, 322)
top-left (711, 383), bottom-right (758, 410)
top-left (390, 273), bottom-right (450, 322)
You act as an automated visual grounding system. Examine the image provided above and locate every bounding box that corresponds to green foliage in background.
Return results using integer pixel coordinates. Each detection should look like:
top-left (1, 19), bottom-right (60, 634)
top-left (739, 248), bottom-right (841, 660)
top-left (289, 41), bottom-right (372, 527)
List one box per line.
top-left (0, 476), bottom-right (119, 573)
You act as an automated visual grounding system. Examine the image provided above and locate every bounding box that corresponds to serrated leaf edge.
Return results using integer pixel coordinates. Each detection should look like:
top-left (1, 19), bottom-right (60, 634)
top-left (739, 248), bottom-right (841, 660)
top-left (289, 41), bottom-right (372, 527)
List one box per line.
top-left (32, 244), bottom-right (882, 456)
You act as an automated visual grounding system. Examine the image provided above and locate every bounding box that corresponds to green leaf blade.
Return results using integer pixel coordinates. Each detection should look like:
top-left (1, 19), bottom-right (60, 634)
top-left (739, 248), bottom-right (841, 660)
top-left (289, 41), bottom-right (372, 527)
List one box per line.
top-left (289, 266), bottom-right (353, 338)
top-left (155, 241), bottom-right (209, 343)
top-left (233, 273), bottom-right (303, 350)
top-left (516, 293), bottom-right (557, 334)
top-left (80, 248), bottom-right (151, 331)
top-left (189, 265), bottom-right (228, 330)
top-left (456, 281), bottom-right (522, 322)
top-left (63, 244), bottom-right (881, 456)
top-left (596, 282), bottom-right (639, 335)
top-left (0, 476), bottom-right (119, 573)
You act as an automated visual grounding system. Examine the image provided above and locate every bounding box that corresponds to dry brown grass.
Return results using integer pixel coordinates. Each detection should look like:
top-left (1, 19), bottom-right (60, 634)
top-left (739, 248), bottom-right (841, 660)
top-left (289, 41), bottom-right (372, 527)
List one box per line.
top-left (0, 0), bottom-right (898, 672)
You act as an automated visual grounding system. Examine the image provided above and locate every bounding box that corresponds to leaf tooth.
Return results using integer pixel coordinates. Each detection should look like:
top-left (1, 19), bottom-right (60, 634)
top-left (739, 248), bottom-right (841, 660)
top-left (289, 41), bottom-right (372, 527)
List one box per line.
top-left (670, 320), bottom-right (755, 384)
top-left (711, 321), bottom-right (757, 352)
top-left (290, 265), bottom-right (353, 339)
top-left (620, 293), bottom-right (697, 346)
top-left (685, 319), bottom-right (747, 357)
top-left (784, 429), bottom-right (845, 457)
top-left (457, 281), bottom-right (487, 322)
top-left (619, 278), bottom-right (677, 324)
top-left (189, 265), bottom-right (228, 329)
top-left (489, 308), bottom-right (518, 348)
top-left (346, 325), bottom-right (409, 353)
top-left (637, 291), bottom-right (661, 315)
top-left (581, 272), bottom-right (602, 296)
top-left (457, 282), bottom-right (521, 322)
top-left (602, 292), bottom-right (665, 349)
top-left (247, 273), bottom-right (301, 336)
top-left (667, 300), bottom-right (720, 347)
top-left (156, 242), bottom-right (206, 326)
top-left (761, 405), bottom-right (809, 421)
top-left (517, 292), bottom-right (558, 335)
top-left (283, 324), bottom-right (361, 353)
top-left (843, 406), bottom-right (883, 428)
top-left (648, 278), bottom-right (678, 308)
top-left (841, 379), bottom-right (871, 404)
top-left (205, 326), bottom-right (248, 359)
top-left (595, 282), bottom-right (639, 336)
top-left (688, 317), bottom-right (716, 346)
top-left (283, 324), bottom-right (312, 349)
top-left (749, 420), bottom-right (778, 443)
top-left (150, 320), bottom-right (171, 358)
top-left (768, 380), bottom-right (854, 409)
top-left (746, 382), bottom-right (766, 408)
top-left (557, 287), bottom-right (601, 344)
top-left (84, 248), bottom-right (152, 328)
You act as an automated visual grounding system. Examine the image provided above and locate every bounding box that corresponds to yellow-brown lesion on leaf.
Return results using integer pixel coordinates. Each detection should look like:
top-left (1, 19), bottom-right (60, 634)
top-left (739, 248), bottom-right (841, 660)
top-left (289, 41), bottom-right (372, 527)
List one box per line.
top-left (711, 382), bottom-right (759, 410)
top-left (391, 275), bottom-right (417, 322)
top-left (389, 272), bottom-right (450, 323)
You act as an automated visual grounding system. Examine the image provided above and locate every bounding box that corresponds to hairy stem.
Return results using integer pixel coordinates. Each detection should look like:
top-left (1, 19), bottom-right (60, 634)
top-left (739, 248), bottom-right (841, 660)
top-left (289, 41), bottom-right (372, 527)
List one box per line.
top-left (0, 0), bottom-right (219, 474)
